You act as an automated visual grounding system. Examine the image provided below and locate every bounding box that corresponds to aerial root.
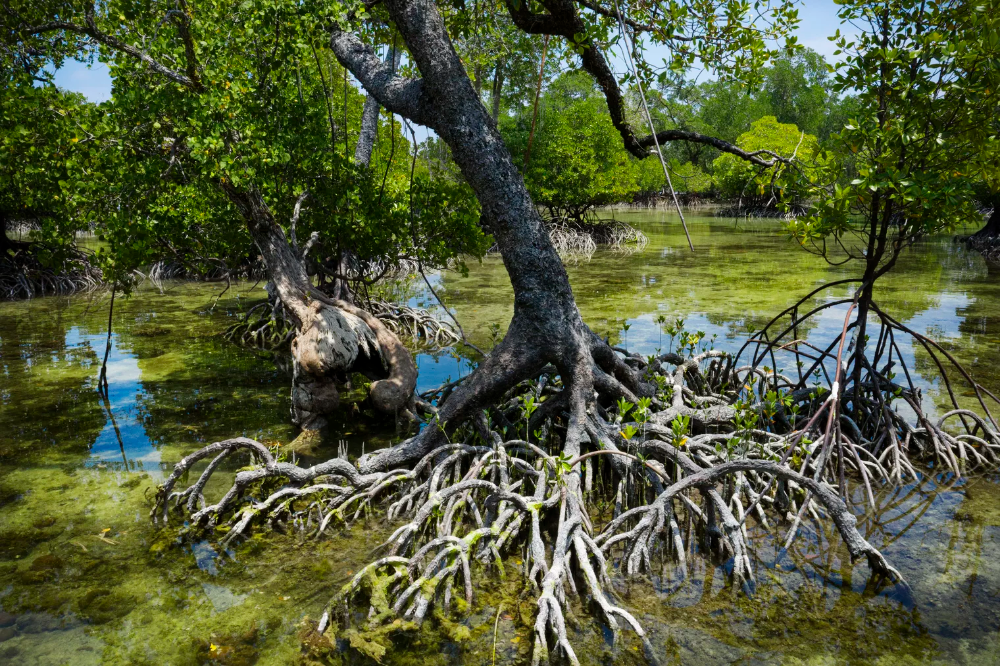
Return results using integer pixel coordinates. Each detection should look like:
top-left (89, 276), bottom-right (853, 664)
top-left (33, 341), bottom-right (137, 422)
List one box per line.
top-left (153, 325), bottom-right (995, 663)
top-left (727, 287), bottom-right (1000, 484)
top-left (366, 299), bottom-right (462, 348)
top-left (487, 214), bottom-right (648, 260)
top-left (966, 232), bottom-right (1000, 263)
top-left (1, 243), bottom-right (102, 300)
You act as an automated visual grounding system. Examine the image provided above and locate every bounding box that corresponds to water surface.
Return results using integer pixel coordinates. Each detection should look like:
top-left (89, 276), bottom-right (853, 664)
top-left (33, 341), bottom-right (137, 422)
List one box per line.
top-left (1, 212), bottom-right (999, 664)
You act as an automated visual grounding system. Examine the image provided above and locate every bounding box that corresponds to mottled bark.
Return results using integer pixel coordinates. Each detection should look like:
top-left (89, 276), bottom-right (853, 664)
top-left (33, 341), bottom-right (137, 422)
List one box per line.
top-left (332, 0), bottom-right (602, 471)
top-left (354, 44), bottom-right (402, 168)
top-left (221, 183), bottom-right (416, 429)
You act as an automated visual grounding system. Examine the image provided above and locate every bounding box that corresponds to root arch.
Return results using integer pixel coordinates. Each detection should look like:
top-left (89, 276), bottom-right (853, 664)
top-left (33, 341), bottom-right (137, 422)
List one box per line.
top-left (150, 305), bottom-right (972, 663)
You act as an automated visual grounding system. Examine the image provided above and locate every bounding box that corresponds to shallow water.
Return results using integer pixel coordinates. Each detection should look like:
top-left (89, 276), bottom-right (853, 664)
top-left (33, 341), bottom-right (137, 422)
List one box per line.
top-left (1, 212), bottom-right (999, 665)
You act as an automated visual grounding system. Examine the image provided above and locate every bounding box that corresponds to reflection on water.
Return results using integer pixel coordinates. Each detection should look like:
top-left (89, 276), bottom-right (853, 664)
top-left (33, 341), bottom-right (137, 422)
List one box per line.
top-left (0, 213), bottom-right (998, 664)
top-left (80, 326), bottom-right (158, 468)
top-left (431, 212), bottom-right (1000, 420)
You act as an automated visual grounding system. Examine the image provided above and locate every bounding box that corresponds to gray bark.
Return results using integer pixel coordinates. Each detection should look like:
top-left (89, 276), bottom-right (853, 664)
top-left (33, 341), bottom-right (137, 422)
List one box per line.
top-left (331, 0), bottom-right (589, 426)
top-left (354, 44), bottom-right (402, 167)
top-left (328, 0), bottom-right (660, 492)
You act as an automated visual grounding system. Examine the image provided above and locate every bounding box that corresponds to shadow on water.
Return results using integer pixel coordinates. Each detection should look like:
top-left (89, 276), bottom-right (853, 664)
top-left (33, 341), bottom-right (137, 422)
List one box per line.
top-left (0, 213), bottom-right (998, 664)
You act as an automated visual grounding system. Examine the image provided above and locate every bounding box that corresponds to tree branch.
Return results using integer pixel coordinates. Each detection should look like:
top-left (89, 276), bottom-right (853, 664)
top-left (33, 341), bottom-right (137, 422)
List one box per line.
top-left (22, 5), bottom-right (202, 90)
top-left (502, 0), bottom-right (565, 34)
top-left (503, 0), bottom-right (791, 167)
top-left (642, 129), bottom-right (791, 167)
top-left (502, 0), bottom-right (650, 157)
top-left (328, 29), bottom-right (434, 127)
top-left (573, 0), bottom-right (656, 33)
top-left (163, 1), bottom-right (203, 89)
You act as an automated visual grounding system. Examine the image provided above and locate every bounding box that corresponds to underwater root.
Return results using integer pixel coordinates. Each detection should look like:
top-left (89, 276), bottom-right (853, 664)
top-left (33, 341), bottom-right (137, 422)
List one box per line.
top-left (0, 244), bottom-right (102, 300)
top-left (147, 318), bottom-right (996, 664)
top-left (223, 298), bottom-right (460, 351)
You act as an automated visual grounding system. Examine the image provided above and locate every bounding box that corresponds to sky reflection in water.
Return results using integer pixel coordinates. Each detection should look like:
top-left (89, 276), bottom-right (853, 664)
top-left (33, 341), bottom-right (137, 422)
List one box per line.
top-left (0, 212), bottom-right (999, 664)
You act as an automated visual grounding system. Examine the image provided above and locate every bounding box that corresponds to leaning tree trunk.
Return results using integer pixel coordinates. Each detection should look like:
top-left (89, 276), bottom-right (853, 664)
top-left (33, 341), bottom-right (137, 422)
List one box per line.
top-left (970, 204), bottom-right (1000, 241)
top-left (330, 0), bottom-right (648, 484)
top-left (231, 44), bottom-right (416, 431)
top-left (222, 183), bottom-right (417, 430)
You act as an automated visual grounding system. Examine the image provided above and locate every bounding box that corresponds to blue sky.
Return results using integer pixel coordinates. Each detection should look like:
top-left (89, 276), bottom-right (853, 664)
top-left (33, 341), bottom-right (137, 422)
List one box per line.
top-left (52, 1), bottom-right (847, 107)
top-left (52, 58), bottom-right (112, 103)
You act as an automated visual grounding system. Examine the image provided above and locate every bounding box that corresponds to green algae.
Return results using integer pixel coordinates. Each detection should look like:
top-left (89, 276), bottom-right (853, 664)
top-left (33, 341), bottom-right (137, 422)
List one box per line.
top-left (1, 215), bottom-right (1000, 664)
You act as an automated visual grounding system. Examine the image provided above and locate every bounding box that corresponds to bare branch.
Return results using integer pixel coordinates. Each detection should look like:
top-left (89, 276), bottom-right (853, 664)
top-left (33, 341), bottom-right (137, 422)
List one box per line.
top-left (643, 129), bottom-right (792, 168)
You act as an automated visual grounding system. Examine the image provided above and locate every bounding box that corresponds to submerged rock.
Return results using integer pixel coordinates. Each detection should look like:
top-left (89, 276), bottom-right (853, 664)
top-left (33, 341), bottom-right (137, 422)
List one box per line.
top-left (286, 428), bottom-right (323, 456)
top-left (193, 623), bottom-right (261, 666)
top-left (0, 626), bottom-right (15, 642)
top-left (77, 589), bottom-right (137, 625)
top-left (202, 583), bottom-right (249, 613)
top-left (0, 611), bottom-right (14, 628)
top-left (15, 612), bottom-right (61, 634)
top-left (0, 528), bottom-right (42, 560)
top-left (30, 554), bottom-right (63, 571)
top-left (19, 553), bottom-right (64, 584)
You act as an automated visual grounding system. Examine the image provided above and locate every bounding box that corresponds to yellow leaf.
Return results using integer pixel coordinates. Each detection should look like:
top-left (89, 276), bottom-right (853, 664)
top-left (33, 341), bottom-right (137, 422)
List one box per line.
top-left (210, 643), bottom-right (217, 651)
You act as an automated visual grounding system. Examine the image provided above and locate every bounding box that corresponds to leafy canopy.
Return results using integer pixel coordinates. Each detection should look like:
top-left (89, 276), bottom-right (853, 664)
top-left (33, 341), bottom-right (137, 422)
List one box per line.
top-left (501, 71), bottom-right (642, 219)
top-left (788, 0), bottom-right (1000, 273)
top-left (3, 0), bottom-right (489, 283)
top-left (713, 116), bottom-right (819, 202)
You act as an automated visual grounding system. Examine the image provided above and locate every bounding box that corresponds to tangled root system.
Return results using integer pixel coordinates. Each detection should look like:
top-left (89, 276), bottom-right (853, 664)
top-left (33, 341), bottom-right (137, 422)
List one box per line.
top-left (151, 294), bottom-right (999, 663)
